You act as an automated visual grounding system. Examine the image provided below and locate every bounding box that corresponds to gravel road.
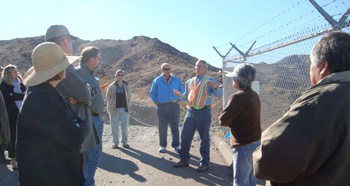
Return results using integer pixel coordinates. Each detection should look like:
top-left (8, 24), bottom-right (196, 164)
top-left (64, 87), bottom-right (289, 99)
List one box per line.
top-left (0, 123), bottom-right (233, 186)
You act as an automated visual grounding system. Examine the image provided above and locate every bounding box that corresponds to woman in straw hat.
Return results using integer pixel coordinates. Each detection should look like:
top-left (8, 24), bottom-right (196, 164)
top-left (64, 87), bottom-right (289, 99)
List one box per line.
top-left (16, 42), bottom-right (88, 186)
top-left (0, 64), bottom-right (26, 170)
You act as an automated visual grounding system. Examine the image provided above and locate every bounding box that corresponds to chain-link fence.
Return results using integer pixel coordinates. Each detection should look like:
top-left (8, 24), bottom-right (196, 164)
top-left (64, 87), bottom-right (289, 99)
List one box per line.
top-left (216, 0), bottom-right (350, 136)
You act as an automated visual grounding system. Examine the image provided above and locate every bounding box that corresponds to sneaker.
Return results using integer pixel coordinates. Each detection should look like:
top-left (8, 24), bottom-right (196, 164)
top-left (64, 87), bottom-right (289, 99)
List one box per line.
top-left (173, 161), bottom-right (189, 168)
top-left (158, 147), bottom-right (166, 153)
top-left (196, 165), bottom-right (208, 172)
top-left (123, 144), bottom-right (130, 149)
top-left (112, 144), bottom-right (118, 149)
top-left (173, 147), bottom-right (181, 153)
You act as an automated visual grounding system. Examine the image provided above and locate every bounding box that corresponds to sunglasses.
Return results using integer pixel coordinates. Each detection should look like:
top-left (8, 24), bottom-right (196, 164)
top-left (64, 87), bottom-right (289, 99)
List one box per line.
top-left (117, 74), bottom-right (124, 76)
top-left (163, 68), bottom-right (171, 71)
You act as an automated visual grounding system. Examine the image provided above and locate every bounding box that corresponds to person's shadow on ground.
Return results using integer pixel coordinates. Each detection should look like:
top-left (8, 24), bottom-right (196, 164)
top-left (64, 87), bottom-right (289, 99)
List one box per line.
top-left (99, 147), bottom-right (231, 186)
top-left (99, 152), bottom-right (146, 182)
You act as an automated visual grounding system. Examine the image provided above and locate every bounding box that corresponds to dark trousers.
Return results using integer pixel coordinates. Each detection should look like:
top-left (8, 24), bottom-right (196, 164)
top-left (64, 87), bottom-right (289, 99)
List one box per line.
top-left (157, 102), bottom-right (180, 148)
top-left (179, 106), bottom-right (211, 166)
top-left (8, 119), bottom-right (16, 158)
top-left (0, 145), bottom-right (5, 159)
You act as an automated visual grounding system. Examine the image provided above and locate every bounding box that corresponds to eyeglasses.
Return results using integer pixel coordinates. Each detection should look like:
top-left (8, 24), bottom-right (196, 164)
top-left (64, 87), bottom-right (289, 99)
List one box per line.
top-left (117, 74), bottom-right (124, 76)
top-left (163, 68), bottom-right (171, 71)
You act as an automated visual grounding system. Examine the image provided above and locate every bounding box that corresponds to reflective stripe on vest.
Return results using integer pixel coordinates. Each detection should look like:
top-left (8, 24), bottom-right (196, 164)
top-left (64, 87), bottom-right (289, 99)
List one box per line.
top-left (188, 75), bottom-right (211, 109)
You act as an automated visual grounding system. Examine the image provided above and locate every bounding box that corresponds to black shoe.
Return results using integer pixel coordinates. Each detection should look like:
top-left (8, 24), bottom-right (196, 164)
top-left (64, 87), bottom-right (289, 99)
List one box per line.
top-left (123, 144), bottom-right (130, 149)
top-left (196, 165), bottom-right (208, 172)
top-left (173, 161), bottom-right (189, 168)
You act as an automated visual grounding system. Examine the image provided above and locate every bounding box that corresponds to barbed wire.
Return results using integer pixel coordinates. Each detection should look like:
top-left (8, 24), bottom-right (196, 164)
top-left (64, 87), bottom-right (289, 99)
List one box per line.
top-left (233, 0), bottom-right (308, 44)
top-left (237, 0), bottom-right (347, 47)
top-left (215, 0), bottom-right (349, 59)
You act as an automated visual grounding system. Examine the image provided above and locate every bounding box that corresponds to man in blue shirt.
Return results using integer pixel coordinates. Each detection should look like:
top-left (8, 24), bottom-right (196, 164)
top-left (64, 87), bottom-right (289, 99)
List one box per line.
top-left (150, 63), bottom-right (184, 153)
top-left (174, 59), bottom-right (222, 172)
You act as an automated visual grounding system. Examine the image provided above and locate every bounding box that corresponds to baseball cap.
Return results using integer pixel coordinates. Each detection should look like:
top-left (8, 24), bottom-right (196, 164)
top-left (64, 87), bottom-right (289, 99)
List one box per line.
top-left (225, 68), bottom-right (238, 78)
top-left (45, 25), bottom-right (78, 41)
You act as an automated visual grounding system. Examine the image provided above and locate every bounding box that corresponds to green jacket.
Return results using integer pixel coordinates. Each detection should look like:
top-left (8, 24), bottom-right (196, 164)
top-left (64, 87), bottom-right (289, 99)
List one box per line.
top-left (0, 91), bottom-right (10, 145)
top-left (253, 71), bottom-right (350, 186)
top-left (56, 65), bottom-right (99, 153)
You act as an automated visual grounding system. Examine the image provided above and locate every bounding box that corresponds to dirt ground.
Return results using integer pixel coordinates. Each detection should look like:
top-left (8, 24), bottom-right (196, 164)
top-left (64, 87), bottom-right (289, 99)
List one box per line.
top-left (0, 122), bottom-right (233, 186)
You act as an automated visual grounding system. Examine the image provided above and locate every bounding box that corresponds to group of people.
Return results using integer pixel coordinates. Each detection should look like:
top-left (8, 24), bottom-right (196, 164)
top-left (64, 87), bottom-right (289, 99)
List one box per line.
top-left (150, 60), bottom-right (222, 172)
top-left (0, 25), bottom-right (117, 186)
top-left (0, 65), bottom-right (25, 170)
top-left (0, 24), bottom-right (349, 186)
top-left (149, 31), bottom-right (350, 186)
top-left (218, 31), bottom-right (350, 186)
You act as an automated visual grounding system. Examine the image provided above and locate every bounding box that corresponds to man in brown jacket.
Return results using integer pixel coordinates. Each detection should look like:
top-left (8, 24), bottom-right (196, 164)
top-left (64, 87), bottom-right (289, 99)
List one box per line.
top-left (219, 63), bottom-right (264, 186)
top-left (253, 32), bottom-right (350, 185)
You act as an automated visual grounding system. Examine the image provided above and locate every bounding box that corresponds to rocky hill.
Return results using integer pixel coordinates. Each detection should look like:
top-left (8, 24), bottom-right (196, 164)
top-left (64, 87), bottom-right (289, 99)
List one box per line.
top-left (221, 54), bottom-right (310, 131)
top-left (0, 36), bottom-right (222, 126)
top-left (255, 55), bottom-right (310, 130)
top-left (0, 36), bottom-right (311, 130)
top-left (0, 36), bottom-right (220, 104)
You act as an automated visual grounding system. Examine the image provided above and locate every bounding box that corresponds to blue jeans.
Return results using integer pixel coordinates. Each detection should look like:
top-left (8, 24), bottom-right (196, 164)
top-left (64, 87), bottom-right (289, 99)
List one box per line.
top-left (157, 102), bottom-right (180, 148)
top-left (110, 108), bottom-right (129, 146)
top-left (179, 106), bottom-right (211, 166)
top-left (84, 115), bottom-right (103, 186)
top-left (232, 141), bottom-right (265, 186)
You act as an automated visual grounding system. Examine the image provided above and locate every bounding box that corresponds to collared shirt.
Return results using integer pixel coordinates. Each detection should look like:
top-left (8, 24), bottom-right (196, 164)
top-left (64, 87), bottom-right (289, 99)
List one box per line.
top-left (76, 63), bottom-right (104, 114)
top-left (182, 74), bottom-right (222, 106)
top-left (150, 74), bottom-right (184, 104)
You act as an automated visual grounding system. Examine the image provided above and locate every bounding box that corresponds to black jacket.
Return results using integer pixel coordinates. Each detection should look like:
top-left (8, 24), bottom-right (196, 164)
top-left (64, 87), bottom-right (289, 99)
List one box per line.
top-left (0, 81), bottom-right (25, 124)
top-left (16, 82), bottom-right (87, 186)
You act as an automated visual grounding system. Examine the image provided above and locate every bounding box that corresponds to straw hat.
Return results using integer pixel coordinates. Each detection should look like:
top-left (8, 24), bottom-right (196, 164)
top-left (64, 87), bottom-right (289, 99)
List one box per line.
top-left (24, 42), bottom-right (80, 86)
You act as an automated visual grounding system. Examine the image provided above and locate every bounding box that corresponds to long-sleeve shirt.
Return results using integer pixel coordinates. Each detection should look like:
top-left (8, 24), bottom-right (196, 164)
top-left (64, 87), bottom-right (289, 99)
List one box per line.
top-left (76, 63), bottom-right (104, 114)
top-left (17, 82), bottom-right (87, 186)
top-left (253, 71), bottom-right (350, 185)
top-left (56, 64), bottom-right (98, 152)
top-left (150, 74), bottom-right (184, 104)
top-left (182, 74), bottom-right (222, 106)
top-left (56, 65), bottom-right (91, 105)
top-left (219, 87), bottom-right (261, 147)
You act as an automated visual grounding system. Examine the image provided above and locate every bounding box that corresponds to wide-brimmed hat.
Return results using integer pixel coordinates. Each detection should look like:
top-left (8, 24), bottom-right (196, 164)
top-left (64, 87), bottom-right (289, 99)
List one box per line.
top-left (45, 25), bottom-right (78, 41)
top-left (24, 42), bottom-right (80, 86)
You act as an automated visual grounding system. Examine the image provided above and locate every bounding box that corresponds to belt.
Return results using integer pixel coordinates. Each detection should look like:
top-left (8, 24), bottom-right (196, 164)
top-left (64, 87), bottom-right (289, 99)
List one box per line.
top-left (159, 101), bottom-right (177, 104)
top-left (92, 112), bottom-right (99, 117)
top-left (189, 105), bottom-right (210, 110)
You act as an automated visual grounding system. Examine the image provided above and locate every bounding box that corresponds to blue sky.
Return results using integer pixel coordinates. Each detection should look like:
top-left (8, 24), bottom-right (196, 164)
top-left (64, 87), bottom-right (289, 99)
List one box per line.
top-left (0, 0), bottom-right (348, 67)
